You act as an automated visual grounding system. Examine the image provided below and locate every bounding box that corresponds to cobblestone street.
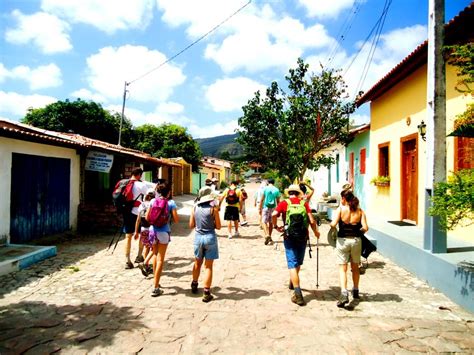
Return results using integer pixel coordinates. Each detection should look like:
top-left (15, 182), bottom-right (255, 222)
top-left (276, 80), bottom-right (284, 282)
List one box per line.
top-left (0, 183), bottom-right (473, 354)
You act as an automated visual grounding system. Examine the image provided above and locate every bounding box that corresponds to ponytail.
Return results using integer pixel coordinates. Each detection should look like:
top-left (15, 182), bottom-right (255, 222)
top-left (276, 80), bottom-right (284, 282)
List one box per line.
top-left (341, 189), bottom-right (359, 212)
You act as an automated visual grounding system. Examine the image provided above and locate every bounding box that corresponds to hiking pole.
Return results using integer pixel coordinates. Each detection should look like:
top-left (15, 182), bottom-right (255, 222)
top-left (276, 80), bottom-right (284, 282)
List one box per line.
top-left (316, 237), bottom-right (319, 289)
top-left (112, 226), bottom-right (124, 254)
top-left (108, 223), bottom-right (121, 250)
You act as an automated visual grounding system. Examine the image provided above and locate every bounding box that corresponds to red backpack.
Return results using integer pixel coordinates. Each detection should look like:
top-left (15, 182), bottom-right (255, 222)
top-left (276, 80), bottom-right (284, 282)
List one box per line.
top-left (147, 197), bottom-right (170, 227)
top-left (225, 188), bottom-right (239, 204)
top-left (112, 179), bottom-right (136, 213)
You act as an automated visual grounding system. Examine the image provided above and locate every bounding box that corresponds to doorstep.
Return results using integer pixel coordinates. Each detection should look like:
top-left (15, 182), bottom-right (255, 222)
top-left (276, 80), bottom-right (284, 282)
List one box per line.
top-left (0, 244), bottom-right (57, 276)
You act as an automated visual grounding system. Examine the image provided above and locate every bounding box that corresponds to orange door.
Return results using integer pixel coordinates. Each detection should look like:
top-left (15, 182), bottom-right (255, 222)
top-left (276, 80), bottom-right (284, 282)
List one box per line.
top-left (401, 138), bottom-right (418, 223)
top-left (349, 152), bottom-right (354, 188)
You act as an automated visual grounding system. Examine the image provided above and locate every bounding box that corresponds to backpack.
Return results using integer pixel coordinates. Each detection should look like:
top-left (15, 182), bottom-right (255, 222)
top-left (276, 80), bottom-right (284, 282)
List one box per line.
top-left (264, 188), bottom-right (277, 208)
top-left (112, 179), bottom-right (136, 214)
top-left (241, 190), bottom-right (248, 200)
top-left (285, 199), bottom-right (309, 242)
top-left (225, 188), bottom-right (239, 205)
top-left (147, 197), bottom-right (170, 227)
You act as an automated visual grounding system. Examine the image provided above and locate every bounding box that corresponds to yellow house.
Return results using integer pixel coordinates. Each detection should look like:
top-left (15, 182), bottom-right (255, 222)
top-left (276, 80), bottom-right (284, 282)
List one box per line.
top-left (357, 5), bottom-right (473, 241)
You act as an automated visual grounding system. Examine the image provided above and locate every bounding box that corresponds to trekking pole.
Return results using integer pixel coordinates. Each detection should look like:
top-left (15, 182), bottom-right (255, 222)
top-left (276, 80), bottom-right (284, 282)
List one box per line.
top-left (316, 237), bottom-right (319, 289)
top-left (108, 223), bottom-right (122, 250)
top-left (112, 226), bottom-right (124, 254)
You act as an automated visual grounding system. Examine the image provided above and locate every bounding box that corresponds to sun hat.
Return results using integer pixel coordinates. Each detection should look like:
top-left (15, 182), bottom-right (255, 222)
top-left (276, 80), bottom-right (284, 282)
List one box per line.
top-left (146, 188), bottom-right (155, 196)
top-left (284, 184), bottom-right (304, 197)
top-left (196, 186), bottom-right (217, 205)
top-left (327, 226), bottom-right (337, 248)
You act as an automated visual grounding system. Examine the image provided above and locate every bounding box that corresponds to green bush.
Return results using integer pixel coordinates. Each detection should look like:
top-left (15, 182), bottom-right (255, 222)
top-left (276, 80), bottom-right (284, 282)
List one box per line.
top-left (429, 169), bottom-right (474, 231)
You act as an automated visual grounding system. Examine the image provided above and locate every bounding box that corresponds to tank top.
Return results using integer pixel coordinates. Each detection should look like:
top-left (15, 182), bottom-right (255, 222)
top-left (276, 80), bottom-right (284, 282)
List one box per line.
top-left (194, 202), bottom-right (216, 235)
top-left (338, 220), bottom-right (362, 238)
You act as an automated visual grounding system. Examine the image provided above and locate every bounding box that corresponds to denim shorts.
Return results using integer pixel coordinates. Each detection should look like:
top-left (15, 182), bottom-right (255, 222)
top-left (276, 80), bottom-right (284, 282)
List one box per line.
top-left (283, 239), bottom-right (307, 269)
top-left (194, 232), bottom-right (219, 260)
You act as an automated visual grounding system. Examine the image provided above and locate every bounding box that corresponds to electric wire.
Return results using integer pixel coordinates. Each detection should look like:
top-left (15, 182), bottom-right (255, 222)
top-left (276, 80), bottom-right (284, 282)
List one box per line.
top-left (128, 0), bottom-right (252, 85)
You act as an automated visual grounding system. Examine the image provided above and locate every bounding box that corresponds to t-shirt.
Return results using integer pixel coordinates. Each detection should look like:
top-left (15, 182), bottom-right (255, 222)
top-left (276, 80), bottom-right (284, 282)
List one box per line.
top-left (262, 185), bottom-right (281, 208)
top-left (223, 187), bottom-right (241, 208)
top-left (275, 197), bottom-right (311, 215)
top-left (148, 198), bottom-right (177, 233)
top-left (131, 180), bottom-right (155, 215)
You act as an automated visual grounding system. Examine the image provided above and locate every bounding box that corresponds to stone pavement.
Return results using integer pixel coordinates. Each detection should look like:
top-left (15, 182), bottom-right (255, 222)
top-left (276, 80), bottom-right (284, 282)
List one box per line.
top-left (0, 182), bottom-right (473, 354)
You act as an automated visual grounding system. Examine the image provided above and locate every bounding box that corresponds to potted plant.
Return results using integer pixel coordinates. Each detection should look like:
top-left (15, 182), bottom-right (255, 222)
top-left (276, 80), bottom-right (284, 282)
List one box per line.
top-left (370, 175), bottom-right (390, 187)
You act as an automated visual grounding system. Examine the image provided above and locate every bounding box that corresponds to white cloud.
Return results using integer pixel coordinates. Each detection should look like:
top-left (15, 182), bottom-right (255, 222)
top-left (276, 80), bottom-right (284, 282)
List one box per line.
top-left (157, 1), bottom-right (333, 73)
top-left (85, 45), bottom-right (186, 103)
top-left (206, 77), bottom-right (266, 112)
top-left (189, 120), bottom-right (239, 139)
top-left (0, 91), bottom-right (57, 117)
top-left (41, 0), bottom-right (155, 34)
top-left (298, 0), bottom-right (356, 19)
top-left (1, 63), bottom-right (62, 90)
top-left (5, 10), bottom-right (72, 54)
top-left (69, 89), bottom-right (106, 103)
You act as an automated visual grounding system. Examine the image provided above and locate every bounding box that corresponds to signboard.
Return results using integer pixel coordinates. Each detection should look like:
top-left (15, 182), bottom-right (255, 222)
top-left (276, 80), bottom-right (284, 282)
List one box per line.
top-left (84, 151), bottom-right (114, 173)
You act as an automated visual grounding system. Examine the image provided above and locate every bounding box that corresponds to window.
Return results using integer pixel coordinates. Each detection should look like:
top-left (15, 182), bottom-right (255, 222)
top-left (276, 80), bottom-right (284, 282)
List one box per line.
top-left (455, 137), bottom-right (474, 171)
top-left (378, 143), bottom-right (390, 177)
top-left (335, 153), bottom-right (340, 182)
top-left (360, 148), bottom-right (366, 174)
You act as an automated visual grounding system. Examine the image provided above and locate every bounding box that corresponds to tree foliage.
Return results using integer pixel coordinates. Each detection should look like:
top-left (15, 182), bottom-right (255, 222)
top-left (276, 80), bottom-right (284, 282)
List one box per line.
top-left (133, 123), bottom-right (202, 172)
top-left (428, 169), bottom-right (474, 231)
top-left (22, 99), bottom-right (134, 146)
top-left (237, 58), bottom-right (355, 182)
top-left (446, 43), bottom-right (473, 93)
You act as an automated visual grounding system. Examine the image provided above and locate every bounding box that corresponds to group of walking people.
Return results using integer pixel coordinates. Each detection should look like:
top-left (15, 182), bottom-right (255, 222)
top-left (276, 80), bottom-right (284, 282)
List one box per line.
top-left (118, 169), bottom-right (369, 307)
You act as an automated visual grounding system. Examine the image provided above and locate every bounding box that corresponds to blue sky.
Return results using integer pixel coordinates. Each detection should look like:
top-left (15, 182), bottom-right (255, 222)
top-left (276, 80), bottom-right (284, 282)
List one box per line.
top-left (0, 0), bottom-right (471, 138)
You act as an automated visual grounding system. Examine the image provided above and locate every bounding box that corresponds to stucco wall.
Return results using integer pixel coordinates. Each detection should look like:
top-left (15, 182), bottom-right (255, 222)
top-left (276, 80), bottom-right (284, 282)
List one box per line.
top-left (0, 137), bottom-right (81, 241)
top-left (368, 64), bottom-right (473, 240)
top-left (345, 130), bottom-right (370, 211)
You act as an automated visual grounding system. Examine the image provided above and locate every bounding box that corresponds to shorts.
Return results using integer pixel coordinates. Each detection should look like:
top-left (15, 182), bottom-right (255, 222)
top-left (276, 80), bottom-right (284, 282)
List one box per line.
top-left (140, 227), bottom-right (151, 246)
top-left (224, 206), bottom-right (240, 221)
top-left (123, 212), bottom-right (137, 234)
top-left (283, 239), bottom-right (307, 269)
top-left (148, 227), bottom-right (171, 245)
top-left (194, 232), bottom-right (219, 260)
top-left (262, 207), bottom-right (274, 224)
top-left (336, 237), bottom-right (361, 264)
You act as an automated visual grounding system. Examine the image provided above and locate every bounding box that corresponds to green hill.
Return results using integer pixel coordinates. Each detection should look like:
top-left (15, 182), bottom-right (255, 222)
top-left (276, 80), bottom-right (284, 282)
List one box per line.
top-left (196, 133), bottom-right (244, 158)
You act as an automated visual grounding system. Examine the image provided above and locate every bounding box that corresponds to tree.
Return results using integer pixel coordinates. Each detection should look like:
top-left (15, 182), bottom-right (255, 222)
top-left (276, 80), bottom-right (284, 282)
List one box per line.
top-left (237, 58), bottom-right (355, 182)
top-left (133, 123), bottom-right (202, 172)
top-left (22, 99), bottom-right (134, 146)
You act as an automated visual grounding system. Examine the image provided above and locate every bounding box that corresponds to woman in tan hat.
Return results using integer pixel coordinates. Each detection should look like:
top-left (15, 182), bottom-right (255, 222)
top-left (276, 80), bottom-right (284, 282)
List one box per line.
top-left (189, 187), bottom-right (221, 302)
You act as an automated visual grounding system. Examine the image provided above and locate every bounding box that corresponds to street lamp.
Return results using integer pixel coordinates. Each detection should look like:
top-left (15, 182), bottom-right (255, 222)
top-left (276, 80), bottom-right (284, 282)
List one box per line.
top-left (417, 120), bottom-right (427, 141)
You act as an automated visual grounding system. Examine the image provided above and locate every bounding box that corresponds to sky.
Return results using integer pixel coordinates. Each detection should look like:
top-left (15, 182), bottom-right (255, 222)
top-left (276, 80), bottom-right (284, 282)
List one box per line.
top-left (0, 0), bottom-right (471, 139)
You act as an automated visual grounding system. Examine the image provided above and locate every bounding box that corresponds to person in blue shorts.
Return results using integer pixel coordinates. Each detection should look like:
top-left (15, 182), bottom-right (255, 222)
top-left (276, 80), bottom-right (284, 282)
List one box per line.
top-left (189, 187), bottom-right (221, 302)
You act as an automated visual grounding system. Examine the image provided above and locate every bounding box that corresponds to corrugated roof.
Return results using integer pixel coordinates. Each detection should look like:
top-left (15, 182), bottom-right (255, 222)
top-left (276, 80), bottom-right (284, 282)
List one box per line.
top-left (357, 3), bottom-right (474, 106)
top-left (0, 119), bottom-right (180, 167)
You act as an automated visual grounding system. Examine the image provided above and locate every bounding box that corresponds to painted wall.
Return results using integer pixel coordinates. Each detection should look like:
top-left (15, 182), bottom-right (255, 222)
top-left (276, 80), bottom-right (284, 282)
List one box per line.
top-left (0, 137), bottom-right (81, 241)
top-left (345, 130), bottom-right (370, 211)
top-left (368, 63), bottom-right (473, 240)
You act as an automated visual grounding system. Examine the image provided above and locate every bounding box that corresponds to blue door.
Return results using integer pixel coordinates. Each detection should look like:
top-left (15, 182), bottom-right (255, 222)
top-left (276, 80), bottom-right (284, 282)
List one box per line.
top-left (10, 153), bottom-right (70, 243)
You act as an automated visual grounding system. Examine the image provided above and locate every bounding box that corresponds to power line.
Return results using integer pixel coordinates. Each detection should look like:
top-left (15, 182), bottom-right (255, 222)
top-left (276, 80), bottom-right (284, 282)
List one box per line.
top-left (128, 0), bottom-right (252, 85)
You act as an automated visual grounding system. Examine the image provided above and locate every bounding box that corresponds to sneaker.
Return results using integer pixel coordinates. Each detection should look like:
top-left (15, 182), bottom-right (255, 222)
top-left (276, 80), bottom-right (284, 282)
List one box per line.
top-left (151, 288), bottom-right (163, 297)
top-left (352, 289), bottom-right (360, 299)
top-left (291, 292), bottom-right (306, 306)
top-left (125, 261), bottom-right (134, 269)
top-left (233, 231), bottom-right (240, 238)
top-left (146, 264), bottom-right (153, 275)
top-left (337, 293), bottom-right (349, 308)
top-left (240, 221), bottom-right (248, 226)
top-left (202, 293), bottom-right (214, 303)
top-left (134, 255), bottom-right (144, 263)
top-left (191, 281), bottom-right (199, 294)
top-left (228, 233), bottom-right (233, 239)
top-left (288, 280), bottom-right (294, 290)
top-left (264, 236), bottom-right (273, 245)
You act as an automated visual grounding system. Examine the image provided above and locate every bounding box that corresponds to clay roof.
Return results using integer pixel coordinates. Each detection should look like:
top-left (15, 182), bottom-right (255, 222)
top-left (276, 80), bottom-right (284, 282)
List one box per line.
top-left (0, 119), bottom-right (179, 167)
top-left (357, 3), bottom-right (474, 106)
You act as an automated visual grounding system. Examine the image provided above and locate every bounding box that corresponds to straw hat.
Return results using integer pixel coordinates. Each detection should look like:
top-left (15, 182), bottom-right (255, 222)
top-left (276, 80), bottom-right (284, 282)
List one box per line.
top-left (327, 226), bottom-right (337, 248)
top-left (196, 186), bottom-right (217, 205)
top-left (284, 184), bottom-right (304, 197)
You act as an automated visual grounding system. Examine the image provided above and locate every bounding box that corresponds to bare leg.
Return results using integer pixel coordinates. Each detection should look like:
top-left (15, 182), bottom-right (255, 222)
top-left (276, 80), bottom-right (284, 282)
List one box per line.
top-left (289, 266), bottom-right (301, 288)
top-left (137, 239), bottom-right (144, 259)
top-left (153, 243), bottom-right (168, 289)
top-left (203, 259), bottom-right (214, 288)
top-left (339, 264), bottom-right (348, 291)
top-left (125, 234), bottom-right (132, 263)
top-left (351, 262), bottom-right (360, 289)
top-left (233, 220), bottom-right (239, 234)
top-left (192, 258), bottom-right (203, 282)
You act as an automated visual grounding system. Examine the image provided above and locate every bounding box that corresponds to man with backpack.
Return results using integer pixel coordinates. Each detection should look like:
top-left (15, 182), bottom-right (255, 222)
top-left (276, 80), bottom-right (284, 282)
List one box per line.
top-left (259, 178), bottom-right (281, 245)
top-left (272, 184), bottom-right (320, 306)
top-left (112, 167), bottom-right (152, 269)
top-left (218, 180), bottom-right (242, 239)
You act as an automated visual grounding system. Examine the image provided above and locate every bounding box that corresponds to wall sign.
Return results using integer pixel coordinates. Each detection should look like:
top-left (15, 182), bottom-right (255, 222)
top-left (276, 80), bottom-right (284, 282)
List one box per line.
top-left (85, 151), bottom-right (114, 173)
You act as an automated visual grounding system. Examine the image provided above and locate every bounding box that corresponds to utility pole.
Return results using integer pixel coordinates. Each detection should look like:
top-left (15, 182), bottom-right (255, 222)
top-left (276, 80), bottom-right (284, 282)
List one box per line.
top-left (423, 0), bottom-right (447, 253)
top-left (118, 81), bottom-right (129, 146)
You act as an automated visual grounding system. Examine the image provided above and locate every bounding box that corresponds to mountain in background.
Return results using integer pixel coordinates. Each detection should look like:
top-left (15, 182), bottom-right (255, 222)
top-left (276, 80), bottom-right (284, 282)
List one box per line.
top-left (196, 133), bottom-right (244, 159)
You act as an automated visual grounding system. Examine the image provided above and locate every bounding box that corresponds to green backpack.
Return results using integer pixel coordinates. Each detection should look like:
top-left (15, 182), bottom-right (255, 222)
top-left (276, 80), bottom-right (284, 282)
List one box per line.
top-left (285, 199), bottom-right (309, 242)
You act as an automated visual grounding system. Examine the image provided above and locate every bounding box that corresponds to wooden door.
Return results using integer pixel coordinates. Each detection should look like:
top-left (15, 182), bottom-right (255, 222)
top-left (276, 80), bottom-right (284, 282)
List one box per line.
top-left (401, 137), bottom-right (418, 223)
top-left (348, 152), bottom-right (355, 188)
